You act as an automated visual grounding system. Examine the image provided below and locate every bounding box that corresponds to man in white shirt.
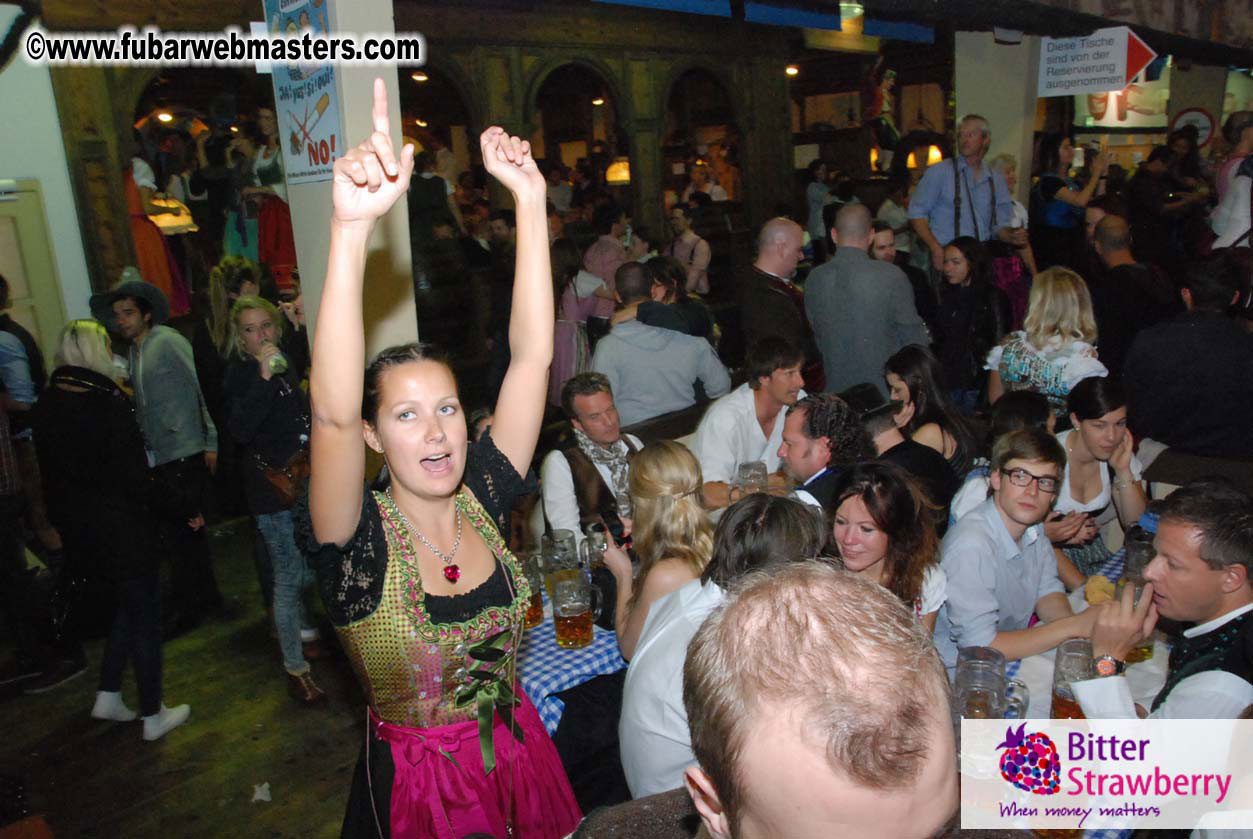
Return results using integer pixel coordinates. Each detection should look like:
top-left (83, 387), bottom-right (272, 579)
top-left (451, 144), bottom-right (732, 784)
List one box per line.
top-left (619, 495), bottom-right (827, 799)
top-left (540, 373), bottom-right (642, 547)
top-left (692, 337), bottom-right (805, 509)
top-left (1077, 480), bottom-right (1253, 719)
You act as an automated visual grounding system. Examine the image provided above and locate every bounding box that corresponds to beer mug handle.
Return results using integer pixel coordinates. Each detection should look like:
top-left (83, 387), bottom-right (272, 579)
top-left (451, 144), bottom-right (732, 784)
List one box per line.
top-left (589, 584), bottom-right (604, 622)
top-left (1006, 678), bottom-right (1030, 719)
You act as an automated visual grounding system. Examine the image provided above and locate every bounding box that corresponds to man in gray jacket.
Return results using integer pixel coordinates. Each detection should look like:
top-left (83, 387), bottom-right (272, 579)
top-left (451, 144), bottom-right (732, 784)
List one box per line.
top-left (592, 262), bottom-right (730, 427)
top-left (804, 204), bottom-right (930, 395)
top-left (91, 275), bottom-right (221, 636)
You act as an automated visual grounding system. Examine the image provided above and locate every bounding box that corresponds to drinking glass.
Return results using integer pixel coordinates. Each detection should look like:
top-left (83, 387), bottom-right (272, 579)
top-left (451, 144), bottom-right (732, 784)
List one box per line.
top-left (579, 523), bottom-right (609, 570)
top-left (522, 553), bottom-right (544, 629)
top-left (1114, 579), bottom-right (1155, 663)
top-left (734, 461), bottom-right (768, 495)
top-left (953, 662), bottom-right (1028, 720)
top-left (553, 575), bottom-right (603, 649)
top-left (957, 646), bottom-right (1006, 677)
top-left (1051, 639), bottom-right (1094, 719)
top-left (1123, 525), bottom-right (1156, 580)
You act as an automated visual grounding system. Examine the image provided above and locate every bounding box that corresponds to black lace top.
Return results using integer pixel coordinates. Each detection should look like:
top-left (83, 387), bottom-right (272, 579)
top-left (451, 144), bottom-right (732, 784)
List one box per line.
top-left (293, 431), bottom-right (536, 627)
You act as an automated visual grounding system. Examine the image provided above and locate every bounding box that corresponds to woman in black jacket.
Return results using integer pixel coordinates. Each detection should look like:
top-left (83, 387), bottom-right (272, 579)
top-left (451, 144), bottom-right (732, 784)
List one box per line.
top-left (933, 236), bottom-right (1011, 414)
top-left (222, 296), bottom-right (324, 704)
top-left (33, 319), bottom-right (192, 741)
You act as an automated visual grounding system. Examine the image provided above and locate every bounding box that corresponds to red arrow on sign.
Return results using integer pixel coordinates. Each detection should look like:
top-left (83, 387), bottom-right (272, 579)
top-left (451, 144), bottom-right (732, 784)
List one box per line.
top-left (1125, 30), bottom-right (1157, 85)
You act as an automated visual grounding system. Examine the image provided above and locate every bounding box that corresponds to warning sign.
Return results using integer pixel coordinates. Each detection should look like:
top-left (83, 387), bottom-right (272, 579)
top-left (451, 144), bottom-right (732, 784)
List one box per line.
top-left (1037, 26), bottom-right (1157, 98)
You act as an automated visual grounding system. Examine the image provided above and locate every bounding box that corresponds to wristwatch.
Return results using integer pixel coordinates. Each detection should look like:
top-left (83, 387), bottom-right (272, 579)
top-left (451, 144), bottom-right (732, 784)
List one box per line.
top-left (1094, 655), bottom-right (1125, 677)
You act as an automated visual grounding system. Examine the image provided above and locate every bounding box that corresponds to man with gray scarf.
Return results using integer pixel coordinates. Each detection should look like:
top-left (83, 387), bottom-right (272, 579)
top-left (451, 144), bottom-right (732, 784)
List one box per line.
top-left (541, 373), bottom-right (642, 548)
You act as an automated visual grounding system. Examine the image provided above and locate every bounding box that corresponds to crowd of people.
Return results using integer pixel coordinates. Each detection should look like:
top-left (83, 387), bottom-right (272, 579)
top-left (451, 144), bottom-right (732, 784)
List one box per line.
top-left (3, 76), bottom-right (1253, 838)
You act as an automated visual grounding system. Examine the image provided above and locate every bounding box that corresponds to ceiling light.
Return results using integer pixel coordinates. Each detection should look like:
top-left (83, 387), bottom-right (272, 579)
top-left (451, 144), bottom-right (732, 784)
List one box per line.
top-left (414, 118), bottom-right (428, 127)
top-left (411, 71), bottom-right (428, 82)
top-left (156, 112), bottom-right (174, 123)
top-left (606, 157), bottom-right (631, 185)
top-left (592, 97), bottom-right (605, 106)
top-left (785, 65), bottom-right (800, 77)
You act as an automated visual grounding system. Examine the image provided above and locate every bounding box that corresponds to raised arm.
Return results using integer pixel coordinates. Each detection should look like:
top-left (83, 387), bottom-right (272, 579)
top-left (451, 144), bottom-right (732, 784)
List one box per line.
top-left (309, 79), bottom-right (415, 546)
top-left (480, 128), bottom-right (552, 476)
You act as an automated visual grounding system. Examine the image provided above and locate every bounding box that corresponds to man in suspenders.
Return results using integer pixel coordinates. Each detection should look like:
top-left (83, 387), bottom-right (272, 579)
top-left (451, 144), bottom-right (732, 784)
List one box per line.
top-left (908, 115), bottom-right (1021, 273)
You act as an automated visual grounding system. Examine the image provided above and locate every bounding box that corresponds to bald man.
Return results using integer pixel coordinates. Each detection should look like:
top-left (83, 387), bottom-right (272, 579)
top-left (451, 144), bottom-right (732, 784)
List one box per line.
top-left (1090, 214), bottom-right (1179, 379)
top-left (738, 217), bottom-right (822, 386)
top-left (805, 204), bottom-right (930, 394)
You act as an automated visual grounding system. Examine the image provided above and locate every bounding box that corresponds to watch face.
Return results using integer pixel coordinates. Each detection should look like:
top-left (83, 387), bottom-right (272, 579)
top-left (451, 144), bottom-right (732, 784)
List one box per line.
top-left (1096, 658), bottom-right (1118, 676)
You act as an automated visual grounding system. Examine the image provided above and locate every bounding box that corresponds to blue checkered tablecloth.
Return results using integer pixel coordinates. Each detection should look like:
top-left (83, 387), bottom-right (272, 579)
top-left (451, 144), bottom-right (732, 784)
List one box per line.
top-left (1004, 548), bottom-right (1130, 839)
top-left (517, 610), bottom-right (626, 735)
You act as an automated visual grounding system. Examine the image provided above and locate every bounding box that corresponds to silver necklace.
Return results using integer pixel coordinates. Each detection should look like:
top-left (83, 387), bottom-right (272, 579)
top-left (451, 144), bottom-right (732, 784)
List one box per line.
top-left (387, 489), bottom-right (464, 583)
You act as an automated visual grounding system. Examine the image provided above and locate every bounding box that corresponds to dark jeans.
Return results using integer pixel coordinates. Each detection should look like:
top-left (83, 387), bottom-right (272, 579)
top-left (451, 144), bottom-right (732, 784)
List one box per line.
top-left (98, 573), bottom-right (162, 716)
top-left (0, 493), bottom-right (41, 667)
top-left (154, 456), bottom-right (222, 619)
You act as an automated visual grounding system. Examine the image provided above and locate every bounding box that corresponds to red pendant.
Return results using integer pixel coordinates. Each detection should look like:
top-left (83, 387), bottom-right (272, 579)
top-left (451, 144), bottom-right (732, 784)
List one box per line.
top-left (443, 564), bottom-right (461, 583)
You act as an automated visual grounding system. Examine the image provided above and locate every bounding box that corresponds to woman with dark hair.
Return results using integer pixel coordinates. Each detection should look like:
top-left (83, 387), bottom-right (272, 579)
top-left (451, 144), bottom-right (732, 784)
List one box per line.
top-left (295, 81), bottom-right (580, 836)
top-left (223, 120), bottom-right (266, 262)
top-left (884, 344), bottom-right (979, 479)
top-left (1052, 376), bottom-right (1147, 586)
top-left (932, 236), bottom-right (1011, 413)
top-left (619, 492), bottom-right (829, 798)
top-left (638, 257), bottom-right (714, 341)
top-left (829, 462), bottom-right (944, 632)
top-left (1029, 132), bottom-right (1107, 271)
top-left (1167, 127), bottom-right (1207, 192)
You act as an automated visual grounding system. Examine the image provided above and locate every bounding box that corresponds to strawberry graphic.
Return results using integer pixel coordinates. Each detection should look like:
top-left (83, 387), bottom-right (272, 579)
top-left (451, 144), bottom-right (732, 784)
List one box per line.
top-left (996, 723), bottom-right (1061, 795)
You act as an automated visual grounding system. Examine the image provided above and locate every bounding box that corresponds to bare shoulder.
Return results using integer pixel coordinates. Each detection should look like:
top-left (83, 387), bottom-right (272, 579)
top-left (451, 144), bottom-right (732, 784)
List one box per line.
top-left (912, 422), bottom-right (946, 453)
top-left (642, 558), bottom-right (700, 598)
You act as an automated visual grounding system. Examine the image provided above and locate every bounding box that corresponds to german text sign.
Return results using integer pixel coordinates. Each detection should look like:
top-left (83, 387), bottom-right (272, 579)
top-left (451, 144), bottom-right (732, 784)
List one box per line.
top-left (1038, 26), bottom-right (1157, 98)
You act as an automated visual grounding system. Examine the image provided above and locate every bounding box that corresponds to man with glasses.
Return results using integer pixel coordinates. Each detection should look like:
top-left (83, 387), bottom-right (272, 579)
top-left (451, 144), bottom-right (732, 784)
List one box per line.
top-left (933, 428), bottom-right (1100, 670)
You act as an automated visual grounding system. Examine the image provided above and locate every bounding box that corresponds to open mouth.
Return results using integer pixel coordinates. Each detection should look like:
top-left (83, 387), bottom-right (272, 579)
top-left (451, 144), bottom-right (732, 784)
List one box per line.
top-left (420, 453), bottom-right (453, 475)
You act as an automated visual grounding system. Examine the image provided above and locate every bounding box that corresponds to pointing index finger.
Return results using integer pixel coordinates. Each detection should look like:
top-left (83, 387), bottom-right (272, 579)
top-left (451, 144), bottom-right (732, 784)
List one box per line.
top-left (372, 77), bottom-right (390, 137)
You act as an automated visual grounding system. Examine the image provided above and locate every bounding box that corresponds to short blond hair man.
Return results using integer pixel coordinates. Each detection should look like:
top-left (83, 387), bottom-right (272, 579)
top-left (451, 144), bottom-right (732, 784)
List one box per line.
top-left (682, 562), bottom-right (958, 838)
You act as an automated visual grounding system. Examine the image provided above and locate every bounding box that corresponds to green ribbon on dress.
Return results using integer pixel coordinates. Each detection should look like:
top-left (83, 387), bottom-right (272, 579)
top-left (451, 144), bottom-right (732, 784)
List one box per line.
top-left (453, 630), bottom-right (524, 775)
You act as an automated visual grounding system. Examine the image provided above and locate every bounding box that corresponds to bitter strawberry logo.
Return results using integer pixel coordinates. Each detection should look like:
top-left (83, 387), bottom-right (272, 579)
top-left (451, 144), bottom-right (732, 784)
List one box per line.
top-left (997, 723), bottom-right (1061, 795)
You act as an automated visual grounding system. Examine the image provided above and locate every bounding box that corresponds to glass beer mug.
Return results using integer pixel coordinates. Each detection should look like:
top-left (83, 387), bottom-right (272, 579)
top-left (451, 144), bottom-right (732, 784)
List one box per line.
top-left (579, 523), bottom-right (609, 570)
top-left (953, 646), bottom-right (1028, 720)
top-left (552, 575), bottom-right (603, 650)
top-left (1051, 639), bottom-right (1094, 719)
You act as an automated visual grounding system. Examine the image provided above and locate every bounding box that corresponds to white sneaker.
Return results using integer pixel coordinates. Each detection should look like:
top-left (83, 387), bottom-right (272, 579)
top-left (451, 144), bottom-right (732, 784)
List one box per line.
top-left (90, 691), bottom-right (137, 722)
top-left (142, 704), bottom-right (190, 741)
top-left (299, 627), bottom-right (320, 642)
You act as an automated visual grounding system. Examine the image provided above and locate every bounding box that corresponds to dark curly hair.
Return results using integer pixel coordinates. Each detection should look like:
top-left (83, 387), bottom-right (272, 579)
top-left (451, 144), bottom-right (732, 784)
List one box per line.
top-left (790, 393), bottom-right (875, 466)
top-left (828, 462), bottom-right (939, 609)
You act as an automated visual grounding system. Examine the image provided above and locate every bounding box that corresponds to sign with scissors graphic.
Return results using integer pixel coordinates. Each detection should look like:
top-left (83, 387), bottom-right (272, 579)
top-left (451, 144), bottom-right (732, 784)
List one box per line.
top-left (262, 0), bottom-right (343, 184)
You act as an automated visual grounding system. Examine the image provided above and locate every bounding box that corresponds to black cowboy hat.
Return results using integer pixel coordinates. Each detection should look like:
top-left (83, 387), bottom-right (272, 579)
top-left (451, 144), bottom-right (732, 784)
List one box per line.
top-left (89, 267), bottom-right (171, 329)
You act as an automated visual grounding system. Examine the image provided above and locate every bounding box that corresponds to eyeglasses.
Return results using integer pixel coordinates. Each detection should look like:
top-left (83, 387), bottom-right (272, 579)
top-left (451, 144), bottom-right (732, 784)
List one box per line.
top-left (1000, 467), bottom-right (1060, 495)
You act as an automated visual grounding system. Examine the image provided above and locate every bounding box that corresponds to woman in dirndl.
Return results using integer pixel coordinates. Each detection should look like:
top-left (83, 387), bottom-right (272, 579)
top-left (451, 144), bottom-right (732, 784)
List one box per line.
top-left (296, 79), bottom-right (581, 838)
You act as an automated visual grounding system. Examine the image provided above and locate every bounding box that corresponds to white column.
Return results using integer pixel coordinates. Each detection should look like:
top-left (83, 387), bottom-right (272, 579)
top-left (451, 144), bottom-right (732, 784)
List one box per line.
top-left (955, 31), bottom-right (1042, 205)
top-left (285, 0), bottom-right (417, 357)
